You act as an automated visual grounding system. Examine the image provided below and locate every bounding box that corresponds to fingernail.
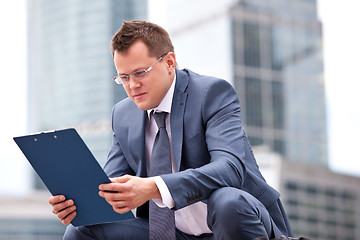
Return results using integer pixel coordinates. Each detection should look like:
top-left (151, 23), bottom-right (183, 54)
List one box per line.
top-left (59, 196), bottom-right (65, 201)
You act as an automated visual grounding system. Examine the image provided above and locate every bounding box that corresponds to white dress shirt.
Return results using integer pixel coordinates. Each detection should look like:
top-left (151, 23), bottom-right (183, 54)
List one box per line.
top-left (145, 75), bottom-right (212, 236)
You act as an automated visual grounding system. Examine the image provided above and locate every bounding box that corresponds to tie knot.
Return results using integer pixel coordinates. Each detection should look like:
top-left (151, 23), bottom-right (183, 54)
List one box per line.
top-left (153, 112), bottom-right (167, 129)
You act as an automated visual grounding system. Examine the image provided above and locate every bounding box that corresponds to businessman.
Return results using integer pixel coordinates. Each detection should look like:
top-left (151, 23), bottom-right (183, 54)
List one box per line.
top-left (49, 20), bottom-right (293, 240)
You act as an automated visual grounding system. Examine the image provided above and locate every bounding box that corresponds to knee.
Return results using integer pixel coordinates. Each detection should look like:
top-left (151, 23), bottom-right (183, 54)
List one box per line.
top-left (209, 188), bottom-right (236, 219)
top-left (208, 187), bottom-right (253, 220)
top-left (207, 187), bottom-right (272, 239)
top-left (63, 225), bottom-right (82, 240)
top-left (63, 225), bottom-right (94, 240)
top-left (207, 187), bottom-right (266, 231)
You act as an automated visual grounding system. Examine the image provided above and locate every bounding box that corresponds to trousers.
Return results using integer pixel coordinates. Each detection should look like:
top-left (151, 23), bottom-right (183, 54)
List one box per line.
top-left (63, 187), bottom-right (276, 240)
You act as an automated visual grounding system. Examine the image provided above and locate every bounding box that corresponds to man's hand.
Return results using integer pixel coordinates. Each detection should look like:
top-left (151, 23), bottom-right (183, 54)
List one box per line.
top-left (99, 175), bottom-right (160, 214)
top-left (49, 195), bottom-right (76, 225)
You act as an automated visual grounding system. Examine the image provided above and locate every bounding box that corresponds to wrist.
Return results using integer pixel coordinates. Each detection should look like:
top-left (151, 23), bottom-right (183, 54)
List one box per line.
top-left (147, 177), bottom-right (161, 199)
top-left (152, 176), bottom-right (175, 208)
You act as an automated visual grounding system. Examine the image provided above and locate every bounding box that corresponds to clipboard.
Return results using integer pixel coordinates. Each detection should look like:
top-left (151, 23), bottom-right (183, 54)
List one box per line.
top-left (13, 128), bottom-right (134, 226)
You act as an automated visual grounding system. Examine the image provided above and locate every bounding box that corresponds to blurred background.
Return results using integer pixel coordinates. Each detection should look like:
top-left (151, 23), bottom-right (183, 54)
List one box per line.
top-left (0, 0), bottom-right (359, 239)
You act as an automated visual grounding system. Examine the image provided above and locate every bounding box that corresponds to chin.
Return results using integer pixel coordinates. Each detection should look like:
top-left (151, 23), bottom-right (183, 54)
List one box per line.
top-left (135, 103), bottom-right (151, 111)
top-left (134, 99), bottom-right (159, 111)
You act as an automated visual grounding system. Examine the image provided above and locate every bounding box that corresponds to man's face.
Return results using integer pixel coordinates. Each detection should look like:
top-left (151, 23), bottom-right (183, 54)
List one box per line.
top-left (113, 40), bottom-right (174, 111)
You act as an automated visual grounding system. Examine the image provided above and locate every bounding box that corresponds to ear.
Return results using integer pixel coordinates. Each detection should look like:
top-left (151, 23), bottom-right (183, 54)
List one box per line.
top-left (165, 52), bottom-right (176, 73)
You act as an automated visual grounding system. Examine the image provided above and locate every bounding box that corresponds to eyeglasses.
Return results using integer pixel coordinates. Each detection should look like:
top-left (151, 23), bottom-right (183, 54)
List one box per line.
top-left (113, 52), bottom-right (168, 85)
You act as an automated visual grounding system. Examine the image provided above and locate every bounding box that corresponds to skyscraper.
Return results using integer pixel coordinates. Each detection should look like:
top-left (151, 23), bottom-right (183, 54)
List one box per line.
top-left (163, 0), bottom-right (327, 167)
top-left (232, 0), bottom-right (327, 166)
top-left (27, 0), bottom-right (147, 177)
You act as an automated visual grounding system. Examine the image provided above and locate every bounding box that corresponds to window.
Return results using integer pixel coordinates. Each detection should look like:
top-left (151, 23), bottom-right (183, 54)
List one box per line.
top-left (272, 81), bottom-right (284, 129)
top-left (244, 22), bottom-right (261, 67)
top-left (245, 77), bottom-right (263, 127)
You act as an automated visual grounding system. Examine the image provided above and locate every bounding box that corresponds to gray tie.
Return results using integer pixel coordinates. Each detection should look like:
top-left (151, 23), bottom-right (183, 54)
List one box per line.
top-left (149, 112), bottom-right (176, 240)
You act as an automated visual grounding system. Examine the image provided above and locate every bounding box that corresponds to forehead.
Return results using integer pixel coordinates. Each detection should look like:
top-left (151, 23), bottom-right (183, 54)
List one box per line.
top-left (114, 40), bottom-right (155, 73)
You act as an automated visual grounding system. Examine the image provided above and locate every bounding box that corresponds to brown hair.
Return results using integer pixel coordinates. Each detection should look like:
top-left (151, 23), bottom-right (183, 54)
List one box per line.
top-left (110, 20), bottom-right (174, 58)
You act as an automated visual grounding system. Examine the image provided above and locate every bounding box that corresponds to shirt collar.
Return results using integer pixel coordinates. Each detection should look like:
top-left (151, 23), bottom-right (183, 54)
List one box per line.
top-left (147, 74), bottom-right (176, 117)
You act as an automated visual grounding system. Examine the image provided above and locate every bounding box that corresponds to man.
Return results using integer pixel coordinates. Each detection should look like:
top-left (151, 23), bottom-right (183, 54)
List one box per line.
top-left (49, 20), bottom-right (293, 240)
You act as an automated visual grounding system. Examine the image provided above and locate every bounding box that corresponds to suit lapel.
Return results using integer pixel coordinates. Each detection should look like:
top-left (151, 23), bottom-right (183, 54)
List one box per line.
top-left (171, 69), bottom-right (189, 171)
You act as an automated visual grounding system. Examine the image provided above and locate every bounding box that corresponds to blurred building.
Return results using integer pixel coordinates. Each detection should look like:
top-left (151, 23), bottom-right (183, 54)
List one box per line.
top-left (0, 0), bottom-right (147, 239)
top-left (255, 146), bottom-right (360, 240)
top-left (27, 0), bottom-right (146, 181)
top-left (0, 192), bottom-right (65, 239)
top-left (165, 0), bottom-right (327, 167)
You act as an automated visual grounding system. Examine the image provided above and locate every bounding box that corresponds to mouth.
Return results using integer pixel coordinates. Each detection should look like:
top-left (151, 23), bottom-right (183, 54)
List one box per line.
top-left (133, 92), bottom-right (146, 99)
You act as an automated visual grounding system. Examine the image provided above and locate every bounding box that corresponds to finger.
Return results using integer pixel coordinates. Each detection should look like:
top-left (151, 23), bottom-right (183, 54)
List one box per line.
top-left (57, 205), bottom-right (76, 220)
top-left (113, 206), bottom-right (131, 214)
top-left (61, 211), bottom-right (77, 225)
top-left (107, 199), bottom-right (127, 208)
top-left (49, 195), bottom-right (66, 205)
top-left (110, 175), bottom-right (132, 183)
top-left (99, 183), bottom-right (122, 192)
top-left (52, 199), bottom-right (75, 214)
top-left (99, 191), bottom-right (124, 201)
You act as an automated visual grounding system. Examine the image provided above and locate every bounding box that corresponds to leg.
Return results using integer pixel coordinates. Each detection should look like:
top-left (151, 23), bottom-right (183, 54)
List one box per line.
top-left (176, 229), bottom-right (214, 240)
top-left (63, 218), bottom-right (149, 240)
top-left (63, 217), bottom-right (213, 240)
top-left (207, 187), bottom-right (272, 240)
top-left (176, 230), bottom-right (213, 240)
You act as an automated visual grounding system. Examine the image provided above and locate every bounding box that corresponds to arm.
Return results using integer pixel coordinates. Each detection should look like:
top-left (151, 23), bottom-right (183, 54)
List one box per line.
top-left (103, 132), bottom-right (135, 177)
top-left (99, 103), bottom-right (161, 214)
top-left (104, 105), bottom-right (136, 178)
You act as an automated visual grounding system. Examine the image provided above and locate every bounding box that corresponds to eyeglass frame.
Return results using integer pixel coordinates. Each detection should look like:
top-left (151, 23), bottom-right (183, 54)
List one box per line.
top-left (113, 52), bottom-right (169, 85)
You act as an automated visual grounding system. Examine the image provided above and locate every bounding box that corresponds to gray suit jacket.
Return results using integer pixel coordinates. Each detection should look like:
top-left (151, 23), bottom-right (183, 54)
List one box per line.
top-left (104, 69), bottom-right (292, 236)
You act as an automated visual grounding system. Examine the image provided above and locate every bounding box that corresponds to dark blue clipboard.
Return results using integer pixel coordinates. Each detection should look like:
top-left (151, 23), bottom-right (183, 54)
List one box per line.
top-left (13, 128), bottom-right (134, 226)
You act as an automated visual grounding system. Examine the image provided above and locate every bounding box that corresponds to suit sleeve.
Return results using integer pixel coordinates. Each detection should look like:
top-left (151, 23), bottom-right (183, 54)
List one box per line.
top-left (103, 106), bottom-right (135, 178)
top-left (162, 79), bottom-right (249, 210)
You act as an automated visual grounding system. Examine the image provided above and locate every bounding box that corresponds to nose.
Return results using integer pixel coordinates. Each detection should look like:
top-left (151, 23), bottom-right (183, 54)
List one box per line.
top-left (128, 76), bottom-right (141, 89)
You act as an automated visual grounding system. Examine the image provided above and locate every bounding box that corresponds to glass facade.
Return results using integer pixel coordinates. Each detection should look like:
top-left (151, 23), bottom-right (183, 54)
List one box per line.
top-left (232, 0), bottom-right (327, 166)
top-left (283, 180), bottom-right (359, 240)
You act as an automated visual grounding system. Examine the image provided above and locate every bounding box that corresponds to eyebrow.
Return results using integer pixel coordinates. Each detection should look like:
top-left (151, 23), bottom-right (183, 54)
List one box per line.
top-left (118, 66), bottom-right (148, 76)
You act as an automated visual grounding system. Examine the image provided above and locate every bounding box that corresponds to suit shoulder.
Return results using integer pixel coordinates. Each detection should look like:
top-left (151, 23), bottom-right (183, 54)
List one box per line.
top-left (187, 71), bottom-right (236, 98)
top-left (112, 97), bottom-right (138, 119)
top-left (114, 97), bottom-right (133, 109)
top-left (183, 69), bottom-right (234, 91)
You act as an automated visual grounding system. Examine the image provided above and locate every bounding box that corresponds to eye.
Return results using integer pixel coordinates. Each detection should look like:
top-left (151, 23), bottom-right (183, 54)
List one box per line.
top-left (120, 75), bottom-right (130, 82)
top-left (133, 70), bottom-right (147, 79)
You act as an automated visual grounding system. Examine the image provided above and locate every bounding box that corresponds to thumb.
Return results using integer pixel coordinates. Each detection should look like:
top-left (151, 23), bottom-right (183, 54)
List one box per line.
top-left (110, 174), bottom-right (133, 183)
